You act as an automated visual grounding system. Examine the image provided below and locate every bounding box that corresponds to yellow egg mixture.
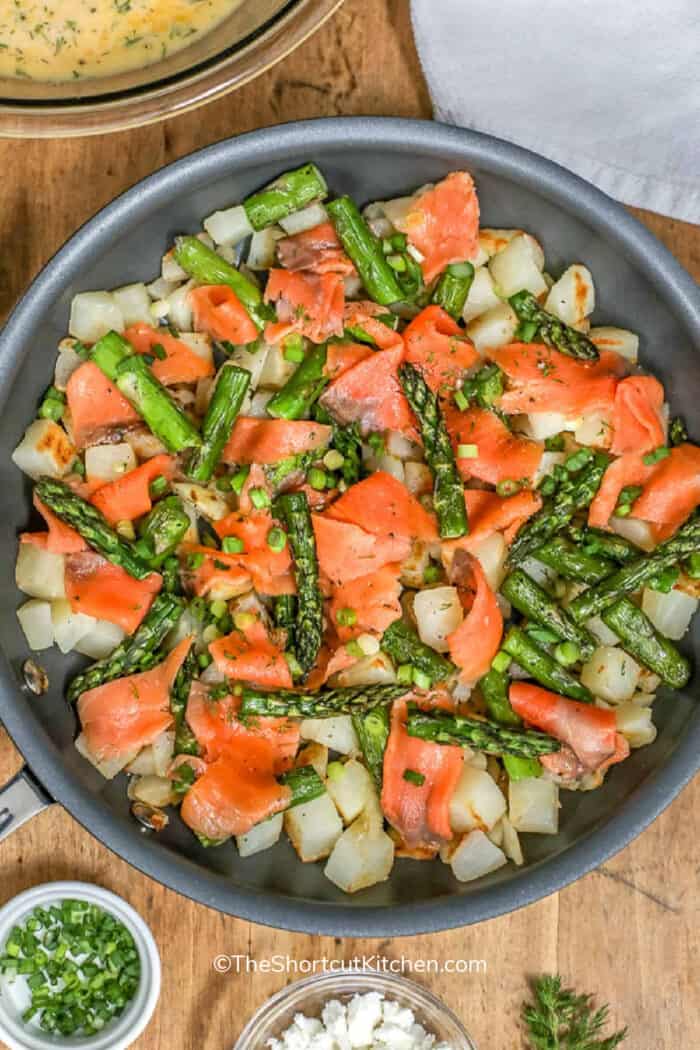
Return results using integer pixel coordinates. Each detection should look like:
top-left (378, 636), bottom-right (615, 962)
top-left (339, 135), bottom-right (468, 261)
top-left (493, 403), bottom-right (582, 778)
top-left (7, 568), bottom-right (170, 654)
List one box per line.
top-left (0, 0), bottom-right (242, 82)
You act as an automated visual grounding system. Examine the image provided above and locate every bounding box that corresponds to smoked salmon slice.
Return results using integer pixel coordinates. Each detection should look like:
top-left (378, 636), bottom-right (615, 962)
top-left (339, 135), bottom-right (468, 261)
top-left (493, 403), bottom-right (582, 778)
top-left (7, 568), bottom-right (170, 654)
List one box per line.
top-left (381, 699), bottom-right (464, 848)
top-left (264, 269), bottom-right (345, 344)
top-left (276, 222), bottom-right (356, 276)
top-left (490, 343), bottom-right (622, 418)
top-left (90, 454), bottom-right (175, 525)
top-left (215, 510), bottom-right (296, 596)
top-left (21, 494), bottom-right (87, 554)
top-left (180, 544), bottom-right (253, 600)
top-left (77, 636), bottom-right (191, 767)
top-left (447, 552), bottom-right (503, 682)
top-left (442, 489), bottom-right (542, 562)
top-left (65, 551), bottom-right (161, 633)
top-left (445, 404), bottom-right (543, 486)
top-left (509, 682), bottom-right (629, 774)
top-left (124, 323), bottom-right (214, 386)
top-left (189, 285), bottom-right (259, 346)
top-left (208, 614), bottom-right (293, 688)
top-left (395, 172), bottom-right (480, 284)
top-left (312, 514), bottom-right (411, 587)
top-left (403, 306), bottom-right (479, 394)
top-left (66, 362), bottom-right (139, 449)
top-left (319, 344), bottom-right (416, 437)
top-left (328, 564), bottom-right (403, 643)
top-left (325, 470), bottom-right (439, 543)
top-left (222, 417), bottom-right (331, 465)
top-left (630, 443), bottom-right (700, 540)
top-left (610, 375), bottom-right (666, 456)
top-left (588, 452), bottom-right (654, 529)
top-left (343, 301), bottom-right (404, 351)
top-left (324, 341), bottom-right (374, 380)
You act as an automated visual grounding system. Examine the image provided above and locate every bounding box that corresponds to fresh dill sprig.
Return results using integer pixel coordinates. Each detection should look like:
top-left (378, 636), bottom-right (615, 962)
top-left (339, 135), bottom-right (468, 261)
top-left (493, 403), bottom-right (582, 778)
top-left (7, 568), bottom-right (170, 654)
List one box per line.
top-left (523, 975), bottom-right (628, 1050)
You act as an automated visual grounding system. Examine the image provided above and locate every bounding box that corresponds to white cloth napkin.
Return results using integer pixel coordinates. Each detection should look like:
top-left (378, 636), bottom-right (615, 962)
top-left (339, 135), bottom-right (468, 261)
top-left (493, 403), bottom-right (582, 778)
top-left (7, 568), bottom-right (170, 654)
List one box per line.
top-left (411, 0), bottom-right (700, 223)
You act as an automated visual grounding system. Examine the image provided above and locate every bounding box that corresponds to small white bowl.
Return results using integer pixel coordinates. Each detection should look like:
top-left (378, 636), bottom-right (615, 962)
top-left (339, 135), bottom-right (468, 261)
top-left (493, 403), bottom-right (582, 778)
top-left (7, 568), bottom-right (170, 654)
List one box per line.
top-left (0, 881), bottom-right (161, 1050)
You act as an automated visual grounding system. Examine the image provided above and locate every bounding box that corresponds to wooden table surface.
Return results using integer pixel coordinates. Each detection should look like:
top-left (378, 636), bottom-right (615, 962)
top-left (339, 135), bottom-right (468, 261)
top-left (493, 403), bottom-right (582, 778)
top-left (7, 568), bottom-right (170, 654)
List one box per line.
top-left (0, 2), bottom-right (697, 1047)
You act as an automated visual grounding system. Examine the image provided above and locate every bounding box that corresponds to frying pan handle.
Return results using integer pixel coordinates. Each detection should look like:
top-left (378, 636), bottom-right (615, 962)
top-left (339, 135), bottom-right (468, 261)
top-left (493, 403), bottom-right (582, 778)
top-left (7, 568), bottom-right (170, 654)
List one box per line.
top-left (0, 767), bottom-right (53, 843)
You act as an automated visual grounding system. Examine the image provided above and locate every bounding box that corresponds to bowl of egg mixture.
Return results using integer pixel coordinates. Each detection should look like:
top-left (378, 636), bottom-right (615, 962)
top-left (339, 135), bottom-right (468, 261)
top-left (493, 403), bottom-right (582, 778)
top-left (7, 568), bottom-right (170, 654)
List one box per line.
top-left (0, 0), bottom-right (344, 137)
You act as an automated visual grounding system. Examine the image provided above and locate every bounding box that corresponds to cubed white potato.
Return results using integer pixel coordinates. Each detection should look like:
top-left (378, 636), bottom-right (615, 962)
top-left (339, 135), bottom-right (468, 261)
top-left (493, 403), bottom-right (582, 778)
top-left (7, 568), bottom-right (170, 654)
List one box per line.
top-left (508, 777), bottom-right (559, 834)
top-left (75, 732), bottom-right (136, 780)
top-left (385, 430), bottom-right (421, 461)
top-left (487, 819), bottom-right (504, 847)
top-left (642, 587), bottom-right (698, 640)
top-left (404, 461), bottom-right (433, 496)
top-left (413, 586), bottom-right (463, 653)
top-left (449, 830), bottom-right (507, 882)
top-left (74, 619), bottom-right (126, 660)
top-left (471, 531), bottom-right (508, 592)
top-left (203, 204), bottom-right (254, 245)
top-left (614, 702), bottom-right (657, 748)
top-left (449, 766), bottom-right (507, 834)
top-left (520, 555), bottom-right (557, 590)
top-left (173, 481), bottom-right (229, 521)
top-left (125, 747), bottom-right (157, 777)
top-left (521, 411), bottom-right (579, 441)
top-left (51, 599), bottom-right (96, 654)
top-left (124, 427), bottom-right (167, 461)
top-left (166, 279), bottom-right (195, 331)
top-left (324, 808), bottom-right (394, 893)
top-left (285, 793), bottom-right (343, 862)
top-left (159, 248), bottom-right (186, 282)
top-left (17, 599), bottom-right (54, 651)
top-left (586, 615), bottom-right (621, 647)
top-left (609, 515), bottom-right (656, 552)
top-left (501, 816), bottom-right (524, 866)
top-left (380, 195), bottom-right (415, 229)
top-left (637, 667), bottom-right (661, 694)
top-left (148, 275), bottom-right (179, 300)
top-left (279, 202), bottom-right (328, 236)
top-left (461, 267), bottom-right (501, 322)
top-left (12, 419), bottom-right (76, 480)
top-left (580, 645), bottom-right (641, 703)
top-left (478, 228), bottom-right (526, 260)
top-left (151, 730), bottom-right (175, 777)
top-left (326, 760), bottom-right (373, 825)
top-left (466, 304), bottom-right (518, 353)
top-left (545, 265), bottom-right (595, 326)
top-left (247, 227), bottom-right (283, 270)
top-left (69, 290), bottom-right (124, 342)
top-left (112, 283), bottom-right (152, 326)
top-left (589, 326), bottom-right (639, 364)
top-left (54, 341), bottom-right (84, 391)
top-left (228, 341), bottom-right (269, 392)
top-left (16, 544), bottom-right (66, 600)
top-left (179, 332), bottom-right (214, 369)
top-left (237, 812), bottom-right (283, 857)
top-left (247, 389), bottom-right (274, 418)
top-left (258, 343), bottom-right (297, 389)
top-left (533, 450), bottom-right (567, 487)
top-left (467, 751), bottom-right (488, 771)
top-left (574, 412), bottom-right (613, 448)
top-left (127, 774), bottom-right (176, 808)
top-left (296, 742), bottom-right (329, 779)
top-left (300, 715), bottom-right (359, 755)
top-left (332, 651), bottom-right (397, 689)
top-left (84, 442), bottom-right (137, 484)
top-left (400, 542), bottom-right (431, 589)
top-left (488, 233), bottom-right (547, 298)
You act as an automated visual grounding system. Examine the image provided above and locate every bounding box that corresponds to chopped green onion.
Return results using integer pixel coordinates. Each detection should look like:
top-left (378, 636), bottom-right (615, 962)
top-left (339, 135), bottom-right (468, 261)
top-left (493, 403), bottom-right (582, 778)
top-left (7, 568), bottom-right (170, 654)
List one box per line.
top-left (526, 625), bottom-right (560, 646)
top-left (457, 443), bottom-right (478, 459)
top-left (647, 565), bottom-right (680, 593)
top-left (323, 449), bottom-right (345, 471)
top-left (345, 640), bottom-right (364, 660)
top-left (496, 479), bottom-right (523, 497)
top-left (412, 668), bottom-right (431, 690)
top-left (685, 553), bottom-right (700, 579)
top-left (308, 467), bottom-right (327, 490)
top-left (554, 641), bottom-right (581, 667)
top-left (336, 607), bottom-right (358, 627)
top-left (209, 599), bottom-right (228, 620)
top-left (615, 484), bottom-right (643, 516)
top-left (643, 445), bottom-right (670, 465)
top-left (453, 389), bottom-right (469, 411)
top-left (544, 433), bottom-right (565, 451)
top-left (367, 433), bottom-right (385, 456)
top-left (423, 563), bottom-right (442, 585)
top-left (564, 447), bottom-right (594, 473)
top-left (491, 650), bottom-right (511, 673)
top-left (231, 465), bottom-right (251, 494)
top-left (396, 664), bottom-right (414, 686)
top-left (249, 487), bottom-right (271, 509)
top-left (221, 536), bottom-right (245, 554)
top-left (283, 335), bottom-right (306, 364)
top-left (187, 552), bottom-right (205, 570)
top-left (149, 474), bottom-right (168, 497)
top-left (266, 526), bottom-right (288, 552)
top-left (403, 768), bottom-right (426, 786)
top-left (327, 761), bottom-right (345, 781)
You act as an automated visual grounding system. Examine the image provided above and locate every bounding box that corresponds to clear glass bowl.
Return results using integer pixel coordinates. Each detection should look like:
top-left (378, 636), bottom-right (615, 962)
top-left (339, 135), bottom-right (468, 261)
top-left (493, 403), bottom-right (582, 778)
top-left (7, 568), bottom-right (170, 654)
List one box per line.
top-left (233, 971), bottom-right (477, 1050)
top-left (0, 0), bottom-right (343, 138)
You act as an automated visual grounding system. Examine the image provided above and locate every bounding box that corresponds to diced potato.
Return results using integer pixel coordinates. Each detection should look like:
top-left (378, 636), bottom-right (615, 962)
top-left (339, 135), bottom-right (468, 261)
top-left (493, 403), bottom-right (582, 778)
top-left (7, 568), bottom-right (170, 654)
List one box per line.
top-left (614, 703), bottom-right (657, 748)
top-left (127, 775), bottom-right (176, 807)
top-left (501, 816), bottom-right (524, 866)
top-left (586, 615), bottom-right (620, 647)
top-left (413, 586), bottom-right (463, 653)
top-left (400, 542), bottom-right (431, 589)
top-left (51, 599), bottom-right (96, 654)
top-left (326, 760), bottom-right (373, 824)
top-left (324, 807), bottom-right (395, 893)
top-left (574, 413), bottom-right (612, 448)
top-left (385, 430), bottom-right (421, 461)
top-left (449, 766), bottom-right (507, 834)
top-left (285, 793), bottom-right (343, 862)
top-left (179, 332), bottom-right (214, 369)
top-left (521, 411), bottom-right (579, 441)
top-left (380, 195), bottom-right (415, 229)
top-left (54, 341), bottom-right (84, 391)
top-left (468, 751), bottom-right (488, 771)
top-left (487, 819), bottom-right (504, 847)
top-left (166, 279), bottom-right (195, 331)
top-left (461, 267), bottom-right (501, 322)
top-left (296, 742), bottom-right (329, 779)
top-left (74, 619), bottom-right (126, 660)
top-left (148, 275), bottom-right (179, 300)
top-left (258, 343), bottom-right (296, 389)
top-left (112, 283), bottom-right (152, 326)
top-left (228, 341), bottom-right (269, 393)
top-left (478, 228), bottom-right (525, 259)
top-left (17, 599), bottom-right (54, 651)
top-left (466, 304), bottom-right (518, 353)
top-left (247, 390), bottom-right (274, 418)
top-left (237, 813), bottom-right (283, 858)
top-left (404, 461), bottom-right (433, 496)
top-left (509, 777), bottom-right (559, 834)
top-left (247, 227), bottom-right (283, 270)
top-left (173, 482), bottom-right (229, 522)
top-left (448, 830), bottom-right (507, 882)
top-left (300, 715), bottom-right (359, 756)
top-left (126, 747), bottom-right (159, 777)
top-left (12, 419), bottom-right (76, 480)
top-left (279, 202), bottom-right (328, 236)
top-left (488, 233), bottom-right (547, 298)
top-left (151, 731), bottom-right (175, 777)
top-left (580, 645), bottom-right (641, 703)
top-left (69, 290), bottom-right (124, 342)
top-left (75, 732), bottom-right (136, 780)
top-left (609, 515), bottom-right (656, 552)
top-left (85, 442), bottom-right (137, 484)
top-left (125, 427), bottom-right (167, 461)
top-left (520, 555), bottom-right (556, 590)
top-left (203, 204), bottom-right (254, 245)
top-left (545, 265), bottom-right (595, 326)
top-left (471, 531), bottom-right (507, 592)
top-left (361, 445), bottom-right (405, 483)
top-left (16, 544), bottom-right (66, 600)
top-left (589, 326), bottom-right (639, 364)
top-left (642, 587), bottom-right (698, 641)
top-left (331, 652), bottom-right (397, 688)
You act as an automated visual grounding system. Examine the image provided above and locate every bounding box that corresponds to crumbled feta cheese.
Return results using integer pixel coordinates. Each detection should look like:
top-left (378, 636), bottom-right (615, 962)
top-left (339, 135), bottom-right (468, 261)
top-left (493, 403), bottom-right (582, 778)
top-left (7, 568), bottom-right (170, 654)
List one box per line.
top-left (266, 993), bottom-right (454, 1050)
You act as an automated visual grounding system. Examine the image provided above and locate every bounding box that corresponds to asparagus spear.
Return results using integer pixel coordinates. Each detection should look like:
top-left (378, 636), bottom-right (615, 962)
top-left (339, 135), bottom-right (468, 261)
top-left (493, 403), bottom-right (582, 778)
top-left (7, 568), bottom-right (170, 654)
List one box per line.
top-left (381, 619), bottom-right (456, 684)
top-left (273, 491), bottom-right (323, 676)
top-left (279, 764), bottom-right (326, 808)
top-left (326, 196), bottom-right (404, 306)
top-left (352, 706), bottom-right (390, 788)
top-left (243, 164), bottom-right (328, 231)
top-left (501, 568), bottom-right (596, 660)
top-left (273, 593), bottom-right (297, 648)
top-left (503, 755), bottom-right (543, 780)
top-left (601, 599), bottom-right (691, 689)
top-left (509, 289), bottom-right (599, 361)
top-left (399, 362), bottom-right (468, 539)
top-left (314, 405), bottom-right (363, 485)
top-left (113, 355), bottom-right (202, 454)
top-left (460, 362), bottom-right (505, 410)
top-left (479, 667), bottom-right (521, 727)
top-left (533, 535), bottom-right (616, 584)
top-left (567, 524), bottom-right (640, 564)
top-left (66, 593), bottom-right (184, 701)
top-left (502, 627), bottom-right (593, 703)
top-left (35, 477), bottom-right (153, 581)
top-left (185, 364), bottom-right (250, 482)
top-left (432, 261), bottom-right (475, 320)
top-left (239, 683), bottom-right (407, 718)
top-left (405, 707), bottom-right (560, 758)
top-left (90, 330), bottom-right (131, 379)
top-left (173, 235), bottom-right (272, 331)
top-left (139, 495), bottom-right (190, 565)
top-left (266, 344), bottom-right (328, 420)
top-left (568, 517), bottom-right (700, 623)
top-left (170, 645), bottom-right (200, 755)
top-left (507, 453), bottom-right (609, 564)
